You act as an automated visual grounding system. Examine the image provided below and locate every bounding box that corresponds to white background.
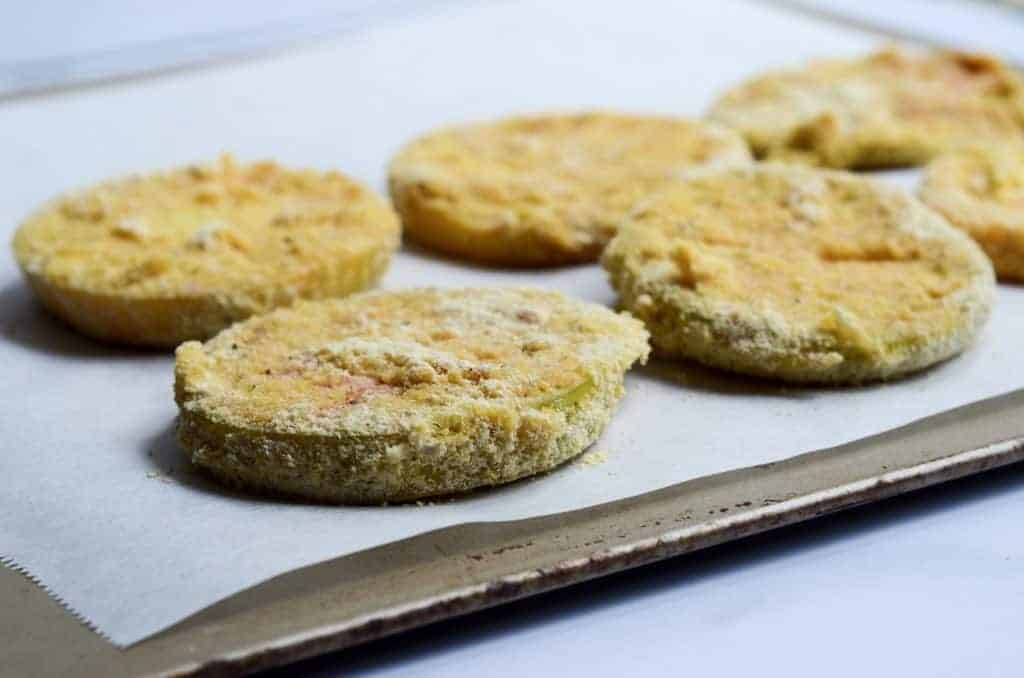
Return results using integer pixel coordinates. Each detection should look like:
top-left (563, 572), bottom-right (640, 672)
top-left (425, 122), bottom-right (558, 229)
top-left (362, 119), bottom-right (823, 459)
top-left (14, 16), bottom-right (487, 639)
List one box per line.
top-left (2, 1), bottom-right (1023, 675)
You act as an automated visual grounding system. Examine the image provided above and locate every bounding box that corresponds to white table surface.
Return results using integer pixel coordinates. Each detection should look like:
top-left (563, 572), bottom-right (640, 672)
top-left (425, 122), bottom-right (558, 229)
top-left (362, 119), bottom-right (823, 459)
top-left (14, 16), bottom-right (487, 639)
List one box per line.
top-left (2, 1), bottom-right (1022, 675)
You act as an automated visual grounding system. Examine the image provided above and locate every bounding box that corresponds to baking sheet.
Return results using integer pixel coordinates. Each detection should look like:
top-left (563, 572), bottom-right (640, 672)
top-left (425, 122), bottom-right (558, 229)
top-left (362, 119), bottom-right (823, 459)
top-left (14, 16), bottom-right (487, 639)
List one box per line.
top-left (2, 0), bottom-right (1022, 647)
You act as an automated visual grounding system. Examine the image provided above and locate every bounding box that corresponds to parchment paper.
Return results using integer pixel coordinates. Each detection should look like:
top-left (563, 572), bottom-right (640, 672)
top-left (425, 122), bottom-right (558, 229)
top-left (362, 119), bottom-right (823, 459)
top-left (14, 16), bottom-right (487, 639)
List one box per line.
top-left (2, 0), bottom-right (1022, 646)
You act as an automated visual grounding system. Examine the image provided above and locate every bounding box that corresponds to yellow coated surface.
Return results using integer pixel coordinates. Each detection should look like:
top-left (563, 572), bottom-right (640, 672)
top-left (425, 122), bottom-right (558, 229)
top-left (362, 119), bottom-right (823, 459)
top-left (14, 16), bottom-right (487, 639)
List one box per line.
top-left (176, 288), bottom-right (646, 433)
top-left (174, 288), bottom-right (649, 502)
top-left (13, 155), bottom-right (399, 345)
top-left (921, 145), bottom-right (1024, 281)
top-left (603, 165), bottom-right (995, 382)
top-left (389, 113), bottom-right (751, 266)
top-left (709, 48), bottom-right (1024, 169)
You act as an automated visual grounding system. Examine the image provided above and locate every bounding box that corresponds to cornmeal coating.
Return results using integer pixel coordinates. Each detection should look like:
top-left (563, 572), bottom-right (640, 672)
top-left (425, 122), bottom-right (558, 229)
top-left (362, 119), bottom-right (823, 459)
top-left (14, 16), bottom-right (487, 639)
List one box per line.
top-left (709, 48), bottom-right (1024, 169)
top-left (175, 288), bottom-right (649, 503)
top-left (388, 112), bottom-right (751, 267)
top-left (920, 145), bottom-right (1024, 281)
top-left (12, 155), bottom-right (400, 347)
top-left (602, 165), bottom-right (995, 383)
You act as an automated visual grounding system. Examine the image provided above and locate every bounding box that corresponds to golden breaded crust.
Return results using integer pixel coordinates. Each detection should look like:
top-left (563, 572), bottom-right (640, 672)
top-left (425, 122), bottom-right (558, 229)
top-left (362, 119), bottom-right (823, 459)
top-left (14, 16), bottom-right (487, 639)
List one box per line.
top-left (602, 164), bottom-right (995, 383)
top-left (709, 48), bottom-right (1024, 169)
top-left (174, 288), bottom-right (650, 503)
top-left (12, 155), bottom-right (400, 347)
top-left (388, 112), bottom-right (751, 267)
top-left (920, 145), bottom-right (1024, 281)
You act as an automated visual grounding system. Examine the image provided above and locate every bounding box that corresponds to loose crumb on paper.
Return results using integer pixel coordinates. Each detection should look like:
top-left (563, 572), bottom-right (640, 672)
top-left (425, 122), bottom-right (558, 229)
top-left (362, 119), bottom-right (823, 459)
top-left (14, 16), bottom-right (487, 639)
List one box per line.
top-left (145, 469), bottom-right (176, 484)
top-left (579, 449), bottom-right (609, 467)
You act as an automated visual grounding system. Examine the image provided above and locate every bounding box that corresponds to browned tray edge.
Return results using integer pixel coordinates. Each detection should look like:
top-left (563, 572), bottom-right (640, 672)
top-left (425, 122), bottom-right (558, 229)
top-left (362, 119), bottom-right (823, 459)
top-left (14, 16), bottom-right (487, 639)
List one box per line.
top-left (6, 389), bottom-right (1021, 678)
top-left (189, 441), bottom-right (1024, 677)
